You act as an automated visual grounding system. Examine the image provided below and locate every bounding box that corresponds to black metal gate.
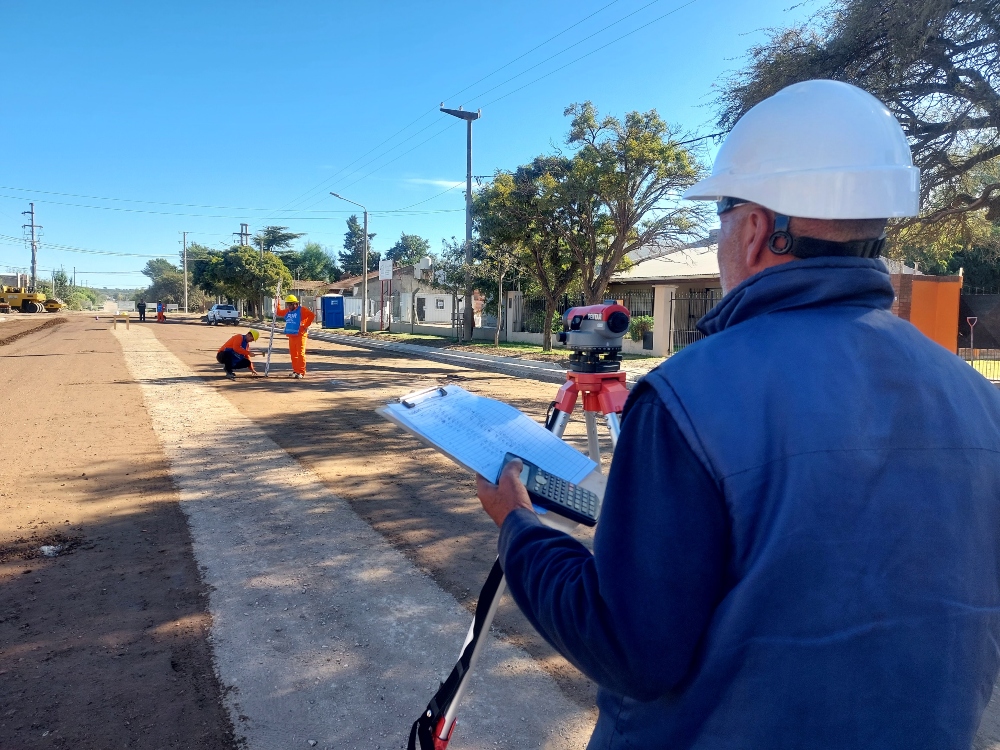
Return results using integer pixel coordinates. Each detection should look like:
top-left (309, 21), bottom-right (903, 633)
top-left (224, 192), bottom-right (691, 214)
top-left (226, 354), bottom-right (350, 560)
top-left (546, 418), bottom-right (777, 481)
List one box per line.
top-left (670, 290), bottom-right (722, 352)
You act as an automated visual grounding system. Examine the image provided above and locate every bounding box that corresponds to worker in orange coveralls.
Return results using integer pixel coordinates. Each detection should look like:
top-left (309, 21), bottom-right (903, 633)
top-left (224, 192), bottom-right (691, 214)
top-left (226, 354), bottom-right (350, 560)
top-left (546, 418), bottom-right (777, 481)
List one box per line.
top-left (274, 294), bottom-right (315, 379)
top-left (216, 329), bottom-right (260, 380)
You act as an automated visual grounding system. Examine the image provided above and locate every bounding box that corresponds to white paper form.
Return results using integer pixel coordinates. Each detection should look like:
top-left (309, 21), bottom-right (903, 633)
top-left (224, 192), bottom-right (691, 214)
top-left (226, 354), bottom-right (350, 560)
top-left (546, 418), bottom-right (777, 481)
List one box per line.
top-left (379, 385), bottom-right (596, 484)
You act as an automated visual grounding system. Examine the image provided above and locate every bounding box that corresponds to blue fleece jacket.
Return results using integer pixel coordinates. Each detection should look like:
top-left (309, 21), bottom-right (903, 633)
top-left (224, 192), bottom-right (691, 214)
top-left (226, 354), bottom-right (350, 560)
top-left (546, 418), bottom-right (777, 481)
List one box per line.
top-left (499, 258), bottom-right (1000, 749)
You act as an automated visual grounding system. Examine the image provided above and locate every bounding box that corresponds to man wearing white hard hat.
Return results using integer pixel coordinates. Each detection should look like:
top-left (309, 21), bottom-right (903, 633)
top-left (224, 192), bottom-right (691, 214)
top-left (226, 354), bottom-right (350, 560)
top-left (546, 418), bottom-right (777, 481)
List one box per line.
top-left (477, 80), bottom-right (1000, 748)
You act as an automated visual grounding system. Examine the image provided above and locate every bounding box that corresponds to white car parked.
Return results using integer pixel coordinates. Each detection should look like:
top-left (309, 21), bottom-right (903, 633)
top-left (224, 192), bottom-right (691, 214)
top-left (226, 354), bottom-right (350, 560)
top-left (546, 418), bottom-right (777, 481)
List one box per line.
top-left (206, 304), bottom-right (240, 325)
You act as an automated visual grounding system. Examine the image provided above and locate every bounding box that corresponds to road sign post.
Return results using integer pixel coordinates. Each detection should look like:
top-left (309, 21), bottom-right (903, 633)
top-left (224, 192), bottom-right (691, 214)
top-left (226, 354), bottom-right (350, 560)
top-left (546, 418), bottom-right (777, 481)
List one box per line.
top-left (379, 260), bottom-right (393, 332)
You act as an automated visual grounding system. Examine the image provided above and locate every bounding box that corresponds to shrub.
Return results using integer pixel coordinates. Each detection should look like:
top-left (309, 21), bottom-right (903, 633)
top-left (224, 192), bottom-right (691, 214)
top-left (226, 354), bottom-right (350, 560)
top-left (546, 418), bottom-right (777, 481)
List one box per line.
top-left (629, 315), bottom-right (654, 342)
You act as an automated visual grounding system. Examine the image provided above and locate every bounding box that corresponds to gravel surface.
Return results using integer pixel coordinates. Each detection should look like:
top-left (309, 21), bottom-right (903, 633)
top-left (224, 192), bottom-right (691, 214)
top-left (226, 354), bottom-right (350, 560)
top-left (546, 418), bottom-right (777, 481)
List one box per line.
top-left (115, 323), bottom-right (593, 749)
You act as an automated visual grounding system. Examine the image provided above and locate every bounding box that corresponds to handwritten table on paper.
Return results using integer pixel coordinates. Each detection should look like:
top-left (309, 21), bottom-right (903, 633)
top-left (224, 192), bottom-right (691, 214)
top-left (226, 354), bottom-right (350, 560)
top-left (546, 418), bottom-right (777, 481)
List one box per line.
top-left (379, 385), bottom-right (596, 484)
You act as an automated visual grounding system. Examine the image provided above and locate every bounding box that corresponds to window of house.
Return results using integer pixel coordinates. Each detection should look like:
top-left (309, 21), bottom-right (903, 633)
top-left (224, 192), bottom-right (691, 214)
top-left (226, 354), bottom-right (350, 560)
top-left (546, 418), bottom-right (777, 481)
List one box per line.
top-left (435, 299), bottom-right (445, 309)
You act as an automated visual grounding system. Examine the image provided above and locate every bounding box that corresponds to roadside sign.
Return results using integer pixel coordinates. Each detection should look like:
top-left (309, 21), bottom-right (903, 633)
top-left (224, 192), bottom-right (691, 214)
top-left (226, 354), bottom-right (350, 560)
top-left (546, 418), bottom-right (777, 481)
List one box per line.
top-left (378, 260), bottom-right (393, 281)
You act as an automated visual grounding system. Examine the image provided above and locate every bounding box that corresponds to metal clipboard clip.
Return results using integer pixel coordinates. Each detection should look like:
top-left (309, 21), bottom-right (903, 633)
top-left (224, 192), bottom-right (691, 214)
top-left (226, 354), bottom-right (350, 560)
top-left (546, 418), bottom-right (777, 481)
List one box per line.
top-left (400, 386), bottom-right (449, 409)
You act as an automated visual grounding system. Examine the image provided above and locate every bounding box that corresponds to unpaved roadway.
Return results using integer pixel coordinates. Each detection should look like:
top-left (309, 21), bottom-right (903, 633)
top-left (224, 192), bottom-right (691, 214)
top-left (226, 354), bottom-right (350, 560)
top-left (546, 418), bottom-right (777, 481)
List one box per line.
top-left (0, 314), bottom-right (235, 748)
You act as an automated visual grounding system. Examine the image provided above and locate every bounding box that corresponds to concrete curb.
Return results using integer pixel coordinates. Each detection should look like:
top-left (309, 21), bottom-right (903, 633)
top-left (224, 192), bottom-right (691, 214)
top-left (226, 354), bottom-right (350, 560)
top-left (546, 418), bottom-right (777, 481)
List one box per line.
top-left (253, 323), bottom-right (644, 386)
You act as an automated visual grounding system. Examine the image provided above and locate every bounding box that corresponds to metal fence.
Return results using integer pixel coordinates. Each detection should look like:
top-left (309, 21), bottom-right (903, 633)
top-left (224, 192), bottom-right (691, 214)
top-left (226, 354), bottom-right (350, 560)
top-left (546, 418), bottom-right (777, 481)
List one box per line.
top-left (513, 291), bottom-right (655, 334)
top-left (670, 290), bottom-right (722, 352)
top-left (959, 348), bottom-right (1000, 381)
top-left (619, 289), bottom-right (654, 318)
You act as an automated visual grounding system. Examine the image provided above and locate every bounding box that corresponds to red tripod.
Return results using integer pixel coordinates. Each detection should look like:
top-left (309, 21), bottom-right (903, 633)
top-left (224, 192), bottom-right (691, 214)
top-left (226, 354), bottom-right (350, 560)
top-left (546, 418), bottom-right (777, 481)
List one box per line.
top-left (545, 370), bottom-right (629, 460)
top-left (414, 367), bottom-right (628, 750)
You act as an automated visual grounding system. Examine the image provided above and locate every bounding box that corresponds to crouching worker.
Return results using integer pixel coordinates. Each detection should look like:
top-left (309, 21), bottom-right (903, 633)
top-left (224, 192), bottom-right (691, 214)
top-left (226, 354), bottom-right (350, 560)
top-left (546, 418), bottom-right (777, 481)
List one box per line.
top-left (274, 294), bottom-right (314, 379)
top-left (217, 329), bottom-right (260, 380)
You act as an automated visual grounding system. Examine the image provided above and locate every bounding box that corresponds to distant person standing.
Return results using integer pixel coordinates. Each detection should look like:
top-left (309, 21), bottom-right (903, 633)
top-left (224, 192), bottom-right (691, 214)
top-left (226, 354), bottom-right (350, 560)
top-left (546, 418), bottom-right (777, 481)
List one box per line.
top-left (216, 329), bottom-right (260, 380)
top-left (156, 300), bottom-right (165, 323)
top-left (274, 294), bottom-right (314, 379)
top-left (136, 299), bottom-right (147, 322)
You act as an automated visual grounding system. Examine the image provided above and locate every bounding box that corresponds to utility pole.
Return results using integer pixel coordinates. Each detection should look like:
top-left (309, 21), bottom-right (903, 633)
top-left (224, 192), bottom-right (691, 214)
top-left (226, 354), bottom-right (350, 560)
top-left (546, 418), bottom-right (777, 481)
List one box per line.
top-left (330, 192), bottom-right (369, 334)
top-left (181, 231), bottom-right (189, 313)
top-left (73, 267), bottom-right (76, 288)
top-left (440, 104), bottom-right (481, 341)
top-left (21, 202), bottom-right (41, 290)
top-left (233, 223), bottom-right (250, 247)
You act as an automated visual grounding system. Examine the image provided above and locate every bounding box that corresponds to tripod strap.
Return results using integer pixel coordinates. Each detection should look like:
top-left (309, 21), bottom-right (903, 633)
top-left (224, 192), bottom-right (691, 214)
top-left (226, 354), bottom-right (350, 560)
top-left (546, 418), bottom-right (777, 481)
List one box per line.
top-left (407, 557), bottom-right (505, 750)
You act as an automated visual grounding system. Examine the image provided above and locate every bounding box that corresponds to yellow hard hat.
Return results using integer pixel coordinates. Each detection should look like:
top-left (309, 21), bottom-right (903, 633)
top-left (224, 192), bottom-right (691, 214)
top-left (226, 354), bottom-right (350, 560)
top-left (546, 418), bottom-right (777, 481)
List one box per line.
top-left (248, 330), bottom-right (260, 341)
top-left (284, 294), bottom-right (299, 304)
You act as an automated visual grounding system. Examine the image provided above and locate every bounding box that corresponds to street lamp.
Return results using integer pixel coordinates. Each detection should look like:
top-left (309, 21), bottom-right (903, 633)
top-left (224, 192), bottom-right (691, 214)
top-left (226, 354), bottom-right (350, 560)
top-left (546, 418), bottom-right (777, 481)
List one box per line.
top-left (440, 104), bottom-right (481, 341)
top-left (330, 192), bottom-right (369, 334)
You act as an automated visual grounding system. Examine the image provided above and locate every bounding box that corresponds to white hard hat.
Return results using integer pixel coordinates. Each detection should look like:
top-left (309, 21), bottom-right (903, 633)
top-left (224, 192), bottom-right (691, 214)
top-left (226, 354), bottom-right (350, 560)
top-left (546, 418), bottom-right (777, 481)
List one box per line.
top-left (684, 80), bottom-right (920, 219)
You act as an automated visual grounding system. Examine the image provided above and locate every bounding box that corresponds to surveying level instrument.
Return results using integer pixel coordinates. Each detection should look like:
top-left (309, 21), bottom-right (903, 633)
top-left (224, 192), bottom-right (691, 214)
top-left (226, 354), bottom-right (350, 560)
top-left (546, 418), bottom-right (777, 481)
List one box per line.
top-left (408, 303), bottom-right (631, 749)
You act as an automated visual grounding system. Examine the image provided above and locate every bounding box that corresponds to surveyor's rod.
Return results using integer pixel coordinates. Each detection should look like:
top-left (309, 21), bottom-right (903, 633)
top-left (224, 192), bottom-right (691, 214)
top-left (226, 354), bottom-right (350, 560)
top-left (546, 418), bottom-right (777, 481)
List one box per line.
top-left (264, 280), bottom-right (282, 376)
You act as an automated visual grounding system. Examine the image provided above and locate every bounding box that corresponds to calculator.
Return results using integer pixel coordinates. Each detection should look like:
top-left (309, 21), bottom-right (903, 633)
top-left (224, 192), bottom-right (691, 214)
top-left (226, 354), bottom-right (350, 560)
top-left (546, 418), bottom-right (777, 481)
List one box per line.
top-left (502, 453), bottom-right (599, 527)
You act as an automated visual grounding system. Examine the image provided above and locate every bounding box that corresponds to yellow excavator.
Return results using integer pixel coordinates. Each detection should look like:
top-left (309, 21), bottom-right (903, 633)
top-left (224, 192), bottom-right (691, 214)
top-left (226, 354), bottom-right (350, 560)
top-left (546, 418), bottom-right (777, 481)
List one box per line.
top-left (0, 286), bottom-right (64, 313)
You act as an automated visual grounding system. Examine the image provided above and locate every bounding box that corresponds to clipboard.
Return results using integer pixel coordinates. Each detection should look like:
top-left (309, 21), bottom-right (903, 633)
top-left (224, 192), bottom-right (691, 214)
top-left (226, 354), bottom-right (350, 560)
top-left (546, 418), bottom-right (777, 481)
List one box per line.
top-left (377, 386), bottom-right (481, 476)
top-left (377, 384), bottom-right (604, 501)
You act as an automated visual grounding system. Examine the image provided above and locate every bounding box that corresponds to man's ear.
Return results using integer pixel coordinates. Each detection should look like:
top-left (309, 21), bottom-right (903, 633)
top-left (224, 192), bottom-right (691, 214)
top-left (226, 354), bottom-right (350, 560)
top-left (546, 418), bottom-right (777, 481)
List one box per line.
top-left (744, 207), bottom-right (775, 273)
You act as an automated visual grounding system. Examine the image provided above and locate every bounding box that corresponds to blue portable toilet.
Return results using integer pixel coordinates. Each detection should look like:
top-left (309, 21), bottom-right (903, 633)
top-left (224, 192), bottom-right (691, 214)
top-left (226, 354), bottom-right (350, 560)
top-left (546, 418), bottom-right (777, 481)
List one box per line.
top-left (322, 294), bottom-right (345, 329)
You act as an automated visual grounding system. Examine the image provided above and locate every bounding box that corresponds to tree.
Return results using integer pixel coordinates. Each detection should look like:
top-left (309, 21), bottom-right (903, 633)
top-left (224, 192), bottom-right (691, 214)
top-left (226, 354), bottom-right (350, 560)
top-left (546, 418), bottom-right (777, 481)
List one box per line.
top-left (138, 258), bottom-right (187, 305)
top-left (431, 238), bottom-right (473, 339)
top-left (252, 226), bottom-right (305, 253)
top-left (339, 215), bottom-right (379, 276)
top-left (142, 258), bottom-right (179, 281)
top-left (552, 102), bottom-right (706, 303)
top-left (277, 242), bottom-right (341, 281)
top-left (716, 0), bottom-right (1000, 239)
top-left (190, 245), bottom-right (292, 315)
top-left (386, 233), bottom-right (431, 266)
top-left (480, 242), bottom-right (521, 347)
top-left (474, 161), bottom-right (579, 350)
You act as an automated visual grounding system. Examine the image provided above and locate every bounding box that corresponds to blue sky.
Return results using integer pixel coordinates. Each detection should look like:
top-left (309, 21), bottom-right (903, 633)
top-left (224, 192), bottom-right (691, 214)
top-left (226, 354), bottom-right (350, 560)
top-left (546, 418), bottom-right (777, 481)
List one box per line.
top-left (0, 0), bottom-right (816, 288)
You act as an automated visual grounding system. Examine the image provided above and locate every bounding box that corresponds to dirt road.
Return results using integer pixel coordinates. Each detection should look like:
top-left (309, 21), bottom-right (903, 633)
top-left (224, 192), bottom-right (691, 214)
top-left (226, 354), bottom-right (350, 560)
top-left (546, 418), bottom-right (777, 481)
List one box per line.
top-left (0, 316), bottom-right (235, 748)
top-left (151, 318), bottom-right (607, 716)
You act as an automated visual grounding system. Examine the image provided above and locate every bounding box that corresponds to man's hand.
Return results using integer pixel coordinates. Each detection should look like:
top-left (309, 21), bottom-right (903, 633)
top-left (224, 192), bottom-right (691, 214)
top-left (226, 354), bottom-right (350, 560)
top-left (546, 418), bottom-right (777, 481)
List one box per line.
top-left (477, 459), bottom-right (533, 528)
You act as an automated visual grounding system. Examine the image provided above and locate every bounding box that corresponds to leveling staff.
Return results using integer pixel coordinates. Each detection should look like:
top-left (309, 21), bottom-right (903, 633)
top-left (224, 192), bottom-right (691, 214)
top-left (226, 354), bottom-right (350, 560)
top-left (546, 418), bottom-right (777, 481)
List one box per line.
top-left (478, 80), bottom-right (1000, 749)
top-left (275, 294), bottom-right (315, 379)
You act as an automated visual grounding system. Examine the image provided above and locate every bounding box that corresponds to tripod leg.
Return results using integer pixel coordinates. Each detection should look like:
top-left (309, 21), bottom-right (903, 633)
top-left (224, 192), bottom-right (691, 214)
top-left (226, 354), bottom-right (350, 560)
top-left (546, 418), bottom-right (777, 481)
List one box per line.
top-left (439, 573), bottom-right (507, 740)
top-left (605, 412), bottom-right (621, 449)
top-left (584, 411), bottom-right (601, 463)
top-left (546, 409), bottom-right (571, 438)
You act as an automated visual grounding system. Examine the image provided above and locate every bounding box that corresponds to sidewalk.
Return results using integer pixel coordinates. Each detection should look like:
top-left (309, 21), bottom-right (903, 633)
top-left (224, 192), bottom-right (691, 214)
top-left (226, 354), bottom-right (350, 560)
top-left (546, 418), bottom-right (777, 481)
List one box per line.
top-left (255, 323), bottom-right (653, 386)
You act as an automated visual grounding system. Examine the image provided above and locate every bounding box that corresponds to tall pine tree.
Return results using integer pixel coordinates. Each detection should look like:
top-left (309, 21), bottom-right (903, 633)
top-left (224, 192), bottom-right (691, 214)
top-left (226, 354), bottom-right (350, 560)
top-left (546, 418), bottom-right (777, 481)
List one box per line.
top-left (338, 215), bottom-right (379, 276)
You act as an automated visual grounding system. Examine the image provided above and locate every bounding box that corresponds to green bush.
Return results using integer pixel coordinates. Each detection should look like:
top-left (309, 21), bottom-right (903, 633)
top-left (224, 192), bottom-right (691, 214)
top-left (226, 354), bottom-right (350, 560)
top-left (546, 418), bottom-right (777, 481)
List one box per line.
top-left (629, 315), bottom-right (654, 342)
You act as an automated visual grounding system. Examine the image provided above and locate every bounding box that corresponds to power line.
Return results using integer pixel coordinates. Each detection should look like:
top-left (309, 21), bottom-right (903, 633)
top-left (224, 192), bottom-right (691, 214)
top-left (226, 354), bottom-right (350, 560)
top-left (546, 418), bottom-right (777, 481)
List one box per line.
top-left (0, 234), bottom-right (171, 258)
top-left (481, 0), bottom-right (702, 108)
top-left (397, 182), bottom-right (465, 211)
top-left (0, 193), bottom-right (462, 220)
top-left (445, 0), bottom-right (625, 105)
top-left (269, 0), bottom-right (657, 213)
top-left (463, 0), bottom-right (670, 107)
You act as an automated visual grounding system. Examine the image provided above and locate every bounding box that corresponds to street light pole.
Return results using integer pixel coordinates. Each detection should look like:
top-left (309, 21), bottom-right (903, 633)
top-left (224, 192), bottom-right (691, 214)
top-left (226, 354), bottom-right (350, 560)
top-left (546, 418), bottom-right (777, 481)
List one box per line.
top-left (181, 231), bottom-right (189, 313)
top-left (441, 104), bottom-right (481, 341)
top-left (330, 192), bottom-right (369, 334)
